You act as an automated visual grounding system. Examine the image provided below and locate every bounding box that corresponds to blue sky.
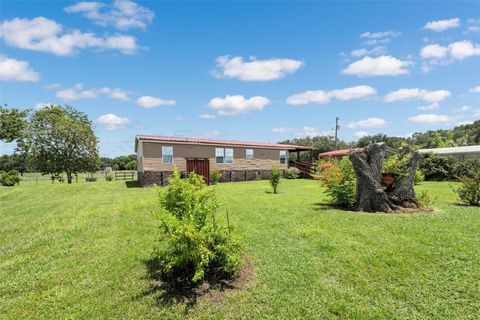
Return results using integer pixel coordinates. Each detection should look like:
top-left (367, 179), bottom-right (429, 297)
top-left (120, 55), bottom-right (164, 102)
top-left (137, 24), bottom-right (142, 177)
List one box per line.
top-left (1, 1), bottom-right (479, 157)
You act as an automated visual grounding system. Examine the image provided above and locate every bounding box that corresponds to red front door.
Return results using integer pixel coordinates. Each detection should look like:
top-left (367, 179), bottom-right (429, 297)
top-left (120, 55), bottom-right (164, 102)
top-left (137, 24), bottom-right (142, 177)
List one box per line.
top-left (186, 159), bottom-right (210, 185)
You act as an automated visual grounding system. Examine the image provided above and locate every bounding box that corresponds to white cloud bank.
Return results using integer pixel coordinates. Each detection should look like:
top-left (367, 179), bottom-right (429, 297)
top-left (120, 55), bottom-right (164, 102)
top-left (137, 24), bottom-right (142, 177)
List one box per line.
top-left (213, 56), bottom-right (303, 81)
top-left (420, 40), bottom-right (480, 60)
top-left (207, 95), bottom-right (270, 115)
top-left (342, 55), bottom-right (412, 77)
top-left (56, 83), bottom-right (130, 101)
top-left (96, 113), bottom-right (130, 130)
top-left (469, 85), bottom-right (480, 93)
top-left (347, 117), bottom-right (387, 129)
top-left (423, 18), bottom-right (460, 32)
top-left (286, 85), bottom-right (376, 105)
top-left (384, 88), bottom-right (451, 103)
top-left (408, 114), bottom-right (458, 124)
top-left (198, 114), bottom-right (215, 119)
top-left (136, 96), bottom-right (175, 108)
top-left (64, 0), bottom-right (154, 30)
top-left (0, 55), bottom-right (39, 81)
top-left (0, 17), bottom-right (138, 56)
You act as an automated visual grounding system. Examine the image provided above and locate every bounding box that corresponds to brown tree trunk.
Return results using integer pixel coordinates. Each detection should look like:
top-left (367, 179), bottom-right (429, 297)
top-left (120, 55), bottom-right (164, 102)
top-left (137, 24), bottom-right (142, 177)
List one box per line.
top-left (349, 144), bottom-right (397, 212)
top-left (67, 172), bottom-right (72, 184)
top-left (388, 147), bottom-right (422, 208)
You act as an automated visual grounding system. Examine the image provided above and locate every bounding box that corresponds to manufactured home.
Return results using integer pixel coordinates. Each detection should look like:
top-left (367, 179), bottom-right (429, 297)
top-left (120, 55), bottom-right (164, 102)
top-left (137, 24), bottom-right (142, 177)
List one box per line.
top-left (135, 135), bottom-right (316, 186)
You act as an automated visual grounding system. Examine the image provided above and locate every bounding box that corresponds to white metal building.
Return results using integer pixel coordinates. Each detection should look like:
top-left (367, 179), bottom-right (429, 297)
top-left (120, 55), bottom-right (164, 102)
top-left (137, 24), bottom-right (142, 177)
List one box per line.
top-left (419, 145), bottom-right (480, 161)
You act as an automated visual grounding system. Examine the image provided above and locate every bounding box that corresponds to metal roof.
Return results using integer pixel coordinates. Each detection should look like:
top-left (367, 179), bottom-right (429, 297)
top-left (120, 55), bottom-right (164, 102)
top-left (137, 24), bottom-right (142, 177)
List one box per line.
top-left (135, 135), bottom-right (317, 151)
top-left (419, 145), bottom-right (480, 155)
top-left (318, 148), bottom-right (360, 158)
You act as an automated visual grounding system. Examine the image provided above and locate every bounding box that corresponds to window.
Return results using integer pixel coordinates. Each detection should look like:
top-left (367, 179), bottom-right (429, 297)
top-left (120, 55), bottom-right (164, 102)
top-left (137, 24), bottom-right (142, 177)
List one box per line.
top-left (215, 148), bottom-right (224, 163)
top-left (246, 149), bottom-right (254, 159)
top-left (162, 146), bottom-right (173, 164)
top-left (225, 148), bottom-right (234, 164)
top-left (279, 150), bottom-right (287, 164)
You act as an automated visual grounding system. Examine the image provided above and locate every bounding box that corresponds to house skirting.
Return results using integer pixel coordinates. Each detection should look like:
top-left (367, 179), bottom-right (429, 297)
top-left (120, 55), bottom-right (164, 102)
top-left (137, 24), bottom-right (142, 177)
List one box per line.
top-left (138, 169), bottom-right (274, 187)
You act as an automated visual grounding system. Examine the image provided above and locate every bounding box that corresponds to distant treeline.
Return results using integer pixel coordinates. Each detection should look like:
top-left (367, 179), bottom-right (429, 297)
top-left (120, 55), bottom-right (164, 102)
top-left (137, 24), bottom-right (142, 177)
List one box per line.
top-left (281, 120), bottom-right (480, 159)
top-left (0, 154), bottom-right (137, 173)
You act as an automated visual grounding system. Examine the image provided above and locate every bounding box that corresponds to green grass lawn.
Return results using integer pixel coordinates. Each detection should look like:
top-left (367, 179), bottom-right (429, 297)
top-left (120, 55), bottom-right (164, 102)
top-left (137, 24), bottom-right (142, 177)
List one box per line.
top-left (1, 179), bottom-right (479, 319)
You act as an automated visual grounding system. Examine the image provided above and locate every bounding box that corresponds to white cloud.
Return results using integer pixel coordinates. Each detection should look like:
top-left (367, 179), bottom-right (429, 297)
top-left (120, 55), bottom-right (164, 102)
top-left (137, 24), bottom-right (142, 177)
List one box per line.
top-left (354, 131), bottom-right (369, 138)
top-left (469, 86), bottom-right (480, 93)
top-left (420, 41), bottom-right (480, 71)
top-left (56, 83), bottom-right (130, 101)
top-left (286, 85), bottom-right (376, 105)
top-left (347, 117), bottom-right (387, 129)
top-left (96, 113), bottom-right (130, 130)
top-left (418, 102), bottom-right (439, 111)
top-left (409, 114), bottom-right (458, 124)
top-left (99, 87), bottom-right (129, 100)
top-left (455, 105), bottom-right (471, 112)
top-left (0, 17), bottom-right (139, 56)
top-left (56, 83), bottom-right (97, 100)
top-left (342, 55), bottom-right (412, 77)
top-left (474, 109), bottom-right (480, 118)
top-left (424, 18), bottom-right (460, 32)
top-left (329, 85), bottom-right (377, 101)
top-left (384, 88), bottom-right (451, 103)
top-left (198, 114), bottom-right (215, 119)
top-left (64, 0), bottom-right (154, 30)
top-left (136, 96), bottom-right (175, 108)
top-left (213, 56), bottom-right (303, 81)
top-left (420, 44), bottom-right (449, 59)
top-left (350, 46), bottom-right (386, 57)
top-left (273, 126), bottom-right (333, 138)
top-left (286, 90), bottom-right (330, 105)
top-left (208, 95), bottom-right (270, 115)
top-left (0, 55), bottom-right (39, 82)
top-left (361, 31), bottom-right (401, 39)
top-left (467, 26), bottom-right (480, 33)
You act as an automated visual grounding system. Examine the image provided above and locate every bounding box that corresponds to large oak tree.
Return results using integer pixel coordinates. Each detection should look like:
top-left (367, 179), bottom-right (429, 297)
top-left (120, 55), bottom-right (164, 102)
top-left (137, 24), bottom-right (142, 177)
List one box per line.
top-left (23, 105), bottom-right (99, 184)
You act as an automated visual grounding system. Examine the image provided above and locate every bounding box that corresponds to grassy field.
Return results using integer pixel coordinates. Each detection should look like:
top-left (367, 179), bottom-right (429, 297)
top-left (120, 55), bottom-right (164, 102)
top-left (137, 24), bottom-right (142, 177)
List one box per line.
top-left (1, 179), bottom-right (479, 319)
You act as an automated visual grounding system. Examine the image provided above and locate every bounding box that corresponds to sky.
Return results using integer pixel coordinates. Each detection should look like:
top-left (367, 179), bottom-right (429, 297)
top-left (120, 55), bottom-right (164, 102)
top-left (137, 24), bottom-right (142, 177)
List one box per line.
top-left (1, 1), bottom-right (479, 157)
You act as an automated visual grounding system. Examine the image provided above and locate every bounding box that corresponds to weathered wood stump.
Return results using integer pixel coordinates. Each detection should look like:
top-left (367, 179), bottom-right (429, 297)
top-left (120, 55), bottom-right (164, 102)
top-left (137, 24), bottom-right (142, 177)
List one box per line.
top-left (349, 144), bottom-right (423, 213)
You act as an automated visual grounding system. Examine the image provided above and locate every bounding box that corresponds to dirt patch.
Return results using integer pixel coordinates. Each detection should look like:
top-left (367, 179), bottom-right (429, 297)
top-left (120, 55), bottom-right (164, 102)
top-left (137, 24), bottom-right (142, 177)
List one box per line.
top-left (144, 255), bottom-right (256, 308)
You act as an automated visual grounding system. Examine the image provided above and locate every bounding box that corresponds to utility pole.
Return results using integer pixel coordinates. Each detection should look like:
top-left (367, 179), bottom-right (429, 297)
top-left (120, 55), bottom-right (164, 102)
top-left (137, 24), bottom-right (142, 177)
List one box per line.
top-left (334, 117), bottom-right (340, 150)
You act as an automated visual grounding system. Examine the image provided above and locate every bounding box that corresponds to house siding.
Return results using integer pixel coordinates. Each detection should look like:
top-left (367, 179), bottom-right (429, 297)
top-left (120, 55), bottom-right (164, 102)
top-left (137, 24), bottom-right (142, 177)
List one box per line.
top-left (138, 141), bottom-right (289, 186)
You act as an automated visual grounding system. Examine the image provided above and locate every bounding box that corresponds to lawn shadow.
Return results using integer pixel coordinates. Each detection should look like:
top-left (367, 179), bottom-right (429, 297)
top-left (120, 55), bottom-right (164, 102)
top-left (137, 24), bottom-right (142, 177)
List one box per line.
top-left (125, 180), bottom-right (141, 188)
top-left (139, 256), bottom-right (254, 311)
top-left (313, 201), bottom-right (349, 211)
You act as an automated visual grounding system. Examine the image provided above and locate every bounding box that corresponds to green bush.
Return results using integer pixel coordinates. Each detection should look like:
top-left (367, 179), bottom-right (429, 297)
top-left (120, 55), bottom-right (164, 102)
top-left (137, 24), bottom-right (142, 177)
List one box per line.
top-left (105, 172), bottom-right (114, 181)
top-left (0, 170), bottom-right (20, 186)
top-left (414, 169), bottom-right (425, 185)
top-left (454, 158), bottom-right (480, 178)
top-left (270, 164), bottom-right (282, 194)
top-left (383, 153), bottom-right (409, 178)
top-left (285, 167), bottom-right (301, 179)
top-left (419, 153), bottom-right (457, 181)
top-left (417, 190), bottom-right (436, 207)
top-left (319, 158), bottom-right (356, 208)
top-left (453, 160), bottom-right (480, 206)
top-left (153, 167), bottom-right (242, 284)
top-left (210, 170), bottom-right (221, 185)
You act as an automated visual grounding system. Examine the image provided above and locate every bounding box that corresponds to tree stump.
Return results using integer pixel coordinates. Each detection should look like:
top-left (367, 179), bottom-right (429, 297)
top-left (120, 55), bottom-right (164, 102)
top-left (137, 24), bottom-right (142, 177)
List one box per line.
top-left (349, 144), bottom-right (423, 213)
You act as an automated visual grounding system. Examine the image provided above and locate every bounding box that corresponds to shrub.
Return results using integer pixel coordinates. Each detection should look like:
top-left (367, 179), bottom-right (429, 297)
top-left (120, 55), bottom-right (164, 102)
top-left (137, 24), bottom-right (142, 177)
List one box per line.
top-left (285, 167), bottom-right (301, 179)
top-left (453, 160), bottom-right (480, 206)
top-left (417, 190), bottom-right (436, 207)
top-left (105, 172), bottom-right (114, 181)
top-left (270, 164), bottom-right (282, 194)
top-left (153, 167), bottom-right (242, 284)
top-left (454, 158), bottom-right (480, 179)
top-left (210, 170), bottom-right (221, 185)
top-left (383, 153), bottom-right (409, 178)
top-left (318, 158), bottom-right (356, 208)
top-left (0, 170), bottom-right (20, 186)
top-left (419, 153), bottom-right (457, 181)
top-left (414, 169), bottom-right (425, 185)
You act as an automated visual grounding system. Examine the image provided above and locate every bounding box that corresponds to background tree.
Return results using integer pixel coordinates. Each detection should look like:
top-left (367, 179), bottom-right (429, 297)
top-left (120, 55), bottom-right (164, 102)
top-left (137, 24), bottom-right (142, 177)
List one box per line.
top-left (23, 105), bottom-right (99, 184)
top-left (0, 105), bottom-right (28, 142)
